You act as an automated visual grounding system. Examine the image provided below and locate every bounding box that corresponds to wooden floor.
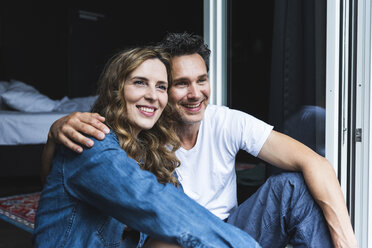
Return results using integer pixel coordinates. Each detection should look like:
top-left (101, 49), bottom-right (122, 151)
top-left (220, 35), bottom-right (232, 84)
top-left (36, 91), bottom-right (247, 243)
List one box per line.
top-left (0, 177), bottom-right (42, 248)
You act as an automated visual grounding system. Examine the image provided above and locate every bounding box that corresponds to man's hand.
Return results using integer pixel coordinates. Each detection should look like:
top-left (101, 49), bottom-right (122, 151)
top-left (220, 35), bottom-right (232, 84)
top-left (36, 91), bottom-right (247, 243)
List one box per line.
top-left (49, 112), bottom-right (110, 153)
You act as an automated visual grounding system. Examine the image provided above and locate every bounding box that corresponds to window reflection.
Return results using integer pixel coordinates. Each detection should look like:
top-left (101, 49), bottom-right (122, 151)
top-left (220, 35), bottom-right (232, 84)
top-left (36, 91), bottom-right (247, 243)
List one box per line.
top-left (228, 0), bottom-right (327, 201)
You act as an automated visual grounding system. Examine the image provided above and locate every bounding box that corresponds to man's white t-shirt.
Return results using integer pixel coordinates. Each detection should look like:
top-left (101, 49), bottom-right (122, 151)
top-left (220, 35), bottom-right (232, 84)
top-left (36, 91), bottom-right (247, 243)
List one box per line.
top-left (175, 104), bottom-right (273, 220)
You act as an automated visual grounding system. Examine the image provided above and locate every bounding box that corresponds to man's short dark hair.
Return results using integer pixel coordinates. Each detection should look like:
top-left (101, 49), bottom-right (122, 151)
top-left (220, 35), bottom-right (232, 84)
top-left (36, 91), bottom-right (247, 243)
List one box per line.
top-left (159, 32), bottom-right (211, 71)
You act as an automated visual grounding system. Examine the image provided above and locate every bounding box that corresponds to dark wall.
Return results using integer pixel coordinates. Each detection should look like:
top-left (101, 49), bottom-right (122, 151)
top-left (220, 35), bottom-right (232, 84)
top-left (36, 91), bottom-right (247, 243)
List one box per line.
top-left (228, 1), bottom-right (274, 123)
top-left (0, 2), bottom-right (68, 99)
top-left (0, 1), bottom-right (203, 99)
top-left (227, 1), bottom-right (275, 164)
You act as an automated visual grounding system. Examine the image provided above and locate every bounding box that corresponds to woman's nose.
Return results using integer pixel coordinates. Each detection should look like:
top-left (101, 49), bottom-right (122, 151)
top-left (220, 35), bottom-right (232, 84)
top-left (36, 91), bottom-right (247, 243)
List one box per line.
top-left (145, 86), bottom-right (158, 101)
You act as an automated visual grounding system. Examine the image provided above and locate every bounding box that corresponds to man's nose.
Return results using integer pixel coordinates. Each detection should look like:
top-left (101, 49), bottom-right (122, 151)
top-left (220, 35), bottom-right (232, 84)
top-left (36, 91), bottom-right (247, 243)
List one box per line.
top-left (187, 83), bottom-right (201, 98)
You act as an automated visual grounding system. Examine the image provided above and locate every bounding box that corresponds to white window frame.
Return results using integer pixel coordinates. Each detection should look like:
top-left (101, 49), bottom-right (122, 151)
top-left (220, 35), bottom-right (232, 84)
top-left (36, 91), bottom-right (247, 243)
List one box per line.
top-left (327, 0), bottom-right (371, 246)
top-left (326, 0), bottom-right (342, 176)
top-left (354, 0), bottom-right (371, 246)
top-left (203, 0), bottom-right (227, 106)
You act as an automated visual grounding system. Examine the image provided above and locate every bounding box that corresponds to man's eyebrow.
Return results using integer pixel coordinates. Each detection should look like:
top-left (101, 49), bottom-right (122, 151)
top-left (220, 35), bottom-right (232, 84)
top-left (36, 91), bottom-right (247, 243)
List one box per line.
top-left (173, 74), bottom-right (209, 81)
top-left (173, 77), bottom-right (188, 81)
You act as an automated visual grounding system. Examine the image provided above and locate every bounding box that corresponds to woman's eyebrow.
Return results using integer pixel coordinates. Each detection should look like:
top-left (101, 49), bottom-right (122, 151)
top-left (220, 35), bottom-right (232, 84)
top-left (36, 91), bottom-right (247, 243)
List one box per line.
top-left (130, 76), bottom-right (148, 81)
top-left (158, 80), bottom-right (168, 85)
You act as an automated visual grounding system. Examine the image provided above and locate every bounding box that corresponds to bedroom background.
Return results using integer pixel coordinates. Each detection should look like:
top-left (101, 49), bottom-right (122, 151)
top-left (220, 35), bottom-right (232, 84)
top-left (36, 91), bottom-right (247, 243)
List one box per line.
top-left (1, 0), bottom-right (321, 247)
top-left (0, 1), bottom-right (203, 177)
top-left (0, 1), bottom-right (205, 246)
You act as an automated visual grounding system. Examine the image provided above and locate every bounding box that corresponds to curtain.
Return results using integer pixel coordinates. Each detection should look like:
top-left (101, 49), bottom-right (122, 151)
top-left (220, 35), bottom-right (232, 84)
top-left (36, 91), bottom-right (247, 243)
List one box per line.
top-left (267, 0), bottom-right (326, 174)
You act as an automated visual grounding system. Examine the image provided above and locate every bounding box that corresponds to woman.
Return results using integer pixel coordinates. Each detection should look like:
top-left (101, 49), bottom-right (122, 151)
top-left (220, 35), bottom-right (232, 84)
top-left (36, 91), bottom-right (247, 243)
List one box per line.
top-left (33, 46), bottom-right (182, 247)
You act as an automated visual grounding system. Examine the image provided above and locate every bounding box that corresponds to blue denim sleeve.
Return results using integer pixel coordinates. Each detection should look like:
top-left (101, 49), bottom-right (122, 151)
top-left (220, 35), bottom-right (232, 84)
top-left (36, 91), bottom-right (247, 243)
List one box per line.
top-left (60, 132), bottom-right (260, 248)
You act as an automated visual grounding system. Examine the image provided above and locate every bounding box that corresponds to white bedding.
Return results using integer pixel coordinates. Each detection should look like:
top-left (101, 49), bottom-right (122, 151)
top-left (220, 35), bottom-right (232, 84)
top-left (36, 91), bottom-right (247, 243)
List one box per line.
top-left (0, 110), bottom-right (69, 145)
top-left (0, 80), bottom-right (98, 145)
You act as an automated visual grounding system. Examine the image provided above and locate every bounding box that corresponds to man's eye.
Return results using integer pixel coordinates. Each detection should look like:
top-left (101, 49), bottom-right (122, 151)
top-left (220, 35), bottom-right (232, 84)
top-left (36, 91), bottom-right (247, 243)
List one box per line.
top-left (175, 81), bottom-right (187, 86)
top-left (198, 78), bottom-right (207, 84)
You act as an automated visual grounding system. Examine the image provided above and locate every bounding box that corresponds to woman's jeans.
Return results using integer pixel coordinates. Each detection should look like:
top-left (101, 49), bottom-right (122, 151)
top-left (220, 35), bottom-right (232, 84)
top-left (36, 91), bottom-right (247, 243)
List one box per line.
top-left (227, 172), bottom-right (333, 248)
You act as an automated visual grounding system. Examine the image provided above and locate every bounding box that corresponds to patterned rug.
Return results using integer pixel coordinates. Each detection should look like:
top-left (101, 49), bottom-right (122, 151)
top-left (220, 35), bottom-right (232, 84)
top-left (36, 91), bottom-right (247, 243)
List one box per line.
top-left (0, 192), bottom-right (40, 233)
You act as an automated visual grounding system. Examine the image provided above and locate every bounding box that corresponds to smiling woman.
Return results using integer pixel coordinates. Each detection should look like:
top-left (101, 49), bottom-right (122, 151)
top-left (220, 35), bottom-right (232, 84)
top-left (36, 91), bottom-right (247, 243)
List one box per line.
top-left (32, 46), bottom-right (183, 247)
top-left (123, 58), bottom-right (169, 135)
top-left (80, 46), bottom-right (180, 185)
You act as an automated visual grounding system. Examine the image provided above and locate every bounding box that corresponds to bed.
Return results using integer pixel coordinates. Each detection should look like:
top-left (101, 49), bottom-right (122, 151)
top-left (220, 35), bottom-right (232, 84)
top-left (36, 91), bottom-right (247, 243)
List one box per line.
top-left (0, 79), bottom-right (97, 179)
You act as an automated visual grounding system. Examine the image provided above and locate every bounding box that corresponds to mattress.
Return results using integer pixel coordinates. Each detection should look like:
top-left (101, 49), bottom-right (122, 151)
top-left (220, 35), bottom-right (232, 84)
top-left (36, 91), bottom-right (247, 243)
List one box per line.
top-left (0, 110), bottom-right (68, 145)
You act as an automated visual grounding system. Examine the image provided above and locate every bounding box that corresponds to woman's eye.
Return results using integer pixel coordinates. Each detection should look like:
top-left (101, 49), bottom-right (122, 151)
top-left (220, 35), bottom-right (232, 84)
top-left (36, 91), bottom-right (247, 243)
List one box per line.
top-left (134, 80), bottom-right (146, 86)
top-left (157, 85), bottom-right (168, 91)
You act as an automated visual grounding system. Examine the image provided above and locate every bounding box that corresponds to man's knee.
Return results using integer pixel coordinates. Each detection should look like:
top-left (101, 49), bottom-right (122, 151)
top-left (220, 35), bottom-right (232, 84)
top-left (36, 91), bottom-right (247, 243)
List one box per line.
top-left (266, 172), bottom-right (306, 190)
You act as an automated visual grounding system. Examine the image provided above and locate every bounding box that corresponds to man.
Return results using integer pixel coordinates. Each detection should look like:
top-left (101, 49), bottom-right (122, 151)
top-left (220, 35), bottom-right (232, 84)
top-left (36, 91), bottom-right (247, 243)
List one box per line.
top-left (43, 33), bottom-right (357, 247)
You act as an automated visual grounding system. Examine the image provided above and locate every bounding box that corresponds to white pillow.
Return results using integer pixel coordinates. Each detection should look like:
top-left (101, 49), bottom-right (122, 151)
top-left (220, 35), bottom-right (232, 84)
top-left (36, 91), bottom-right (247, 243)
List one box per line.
top-left (0, 81), bottom-right (10, 109)
top-left (54, 95), bottom-right (98, 113)
top-left (1, 80), bottom-right (59, 112)
top-left (0, 81), bottom-right (9, 94)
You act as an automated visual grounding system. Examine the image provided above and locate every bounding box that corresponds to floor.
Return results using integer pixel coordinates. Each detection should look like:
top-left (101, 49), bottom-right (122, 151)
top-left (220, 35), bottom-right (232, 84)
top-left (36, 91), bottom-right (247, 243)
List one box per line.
top-left (0, 177), bottom-right (42, 248)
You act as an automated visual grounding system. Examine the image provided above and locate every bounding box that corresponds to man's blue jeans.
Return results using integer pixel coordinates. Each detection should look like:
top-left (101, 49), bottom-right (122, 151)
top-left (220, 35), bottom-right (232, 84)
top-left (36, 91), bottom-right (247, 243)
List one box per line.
top-left (227, 172), bottom-right (333, 247)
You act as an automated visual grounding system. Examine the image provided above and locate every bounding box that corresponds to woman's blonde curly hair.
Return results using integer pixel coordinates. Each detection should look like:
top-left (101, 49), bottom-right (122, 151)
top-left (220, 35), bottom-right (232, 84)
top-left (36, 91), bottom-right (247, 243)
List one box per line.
top-left (91, 46), bottom-right (181, 186)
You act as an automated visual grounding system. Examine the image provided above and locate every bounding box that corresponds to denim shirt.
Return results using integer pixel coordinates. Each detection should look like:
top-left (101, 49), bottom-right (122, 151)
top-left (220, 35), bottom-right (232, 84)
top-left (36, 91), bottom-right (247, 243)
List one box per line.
top-left (32, 131), bottom-right (260, 248)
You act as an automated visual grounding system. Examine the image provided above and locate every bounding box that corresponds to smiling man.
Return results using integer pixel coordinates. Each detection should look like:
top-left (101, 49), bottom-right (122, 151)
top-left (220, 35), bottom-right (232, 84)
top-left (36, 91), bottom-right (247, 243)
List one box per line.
top-left (42, 32), bottom-right (358, 248)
